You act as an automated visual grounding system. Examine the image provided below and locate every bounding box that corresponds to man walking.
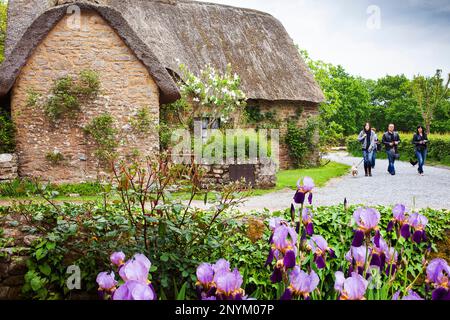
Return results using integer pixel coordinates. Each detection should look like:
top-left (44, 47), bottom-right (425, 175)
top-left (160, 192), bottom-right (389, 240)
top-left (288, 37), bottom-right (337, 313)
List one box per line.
top-left (382, 124), bottom-right (401, 176)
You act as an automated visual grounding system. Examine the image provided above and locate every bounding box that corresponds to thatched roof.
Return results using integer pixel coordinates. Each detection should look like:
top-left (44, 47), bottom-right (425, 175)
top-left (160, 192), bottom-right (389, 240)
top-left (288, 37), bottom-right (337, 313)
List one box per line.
top-left (1, 0), bottom-right (325, 103)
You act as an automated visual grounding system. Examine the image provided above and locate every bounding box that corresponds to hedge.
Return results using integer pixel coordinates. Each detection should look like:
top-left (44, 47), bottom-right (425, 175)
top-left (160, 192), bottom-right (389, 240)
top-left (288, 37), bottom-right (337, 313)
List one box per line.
top-left (347, 132), bottom-right (450, 166)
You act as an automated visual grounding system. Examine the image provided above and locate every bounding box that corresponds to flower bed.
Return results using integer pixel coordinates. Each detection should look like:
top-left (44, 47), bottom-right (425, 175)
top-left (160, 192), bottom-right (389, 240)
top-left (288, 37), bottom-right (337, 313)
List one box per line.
top-left (1, 163), bottom-right (449, 300)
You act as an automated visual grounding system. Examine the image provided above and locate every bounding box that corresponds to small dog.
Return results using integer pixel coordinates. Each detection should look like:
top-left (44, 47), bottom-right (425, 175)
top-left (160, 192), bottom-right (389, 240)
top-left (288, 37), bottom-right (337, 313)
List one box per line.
top-left (351, 165), bottom-right (359, 177)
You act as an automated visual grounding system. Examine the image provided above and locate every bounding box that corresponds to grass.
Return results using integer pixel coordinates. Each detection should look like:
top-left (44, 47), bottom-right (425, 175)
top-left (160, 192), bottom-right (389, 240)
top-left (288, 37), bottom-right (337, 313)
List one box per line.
top-left (249, 161), bottom-right (350, 196)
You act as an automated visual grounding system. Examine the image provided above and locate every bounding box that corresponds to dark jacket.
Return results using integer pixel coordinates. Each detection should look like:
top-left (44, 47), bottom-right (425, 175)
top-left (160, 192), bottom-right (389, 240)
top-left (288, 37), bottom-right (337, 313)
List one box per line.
top-left (382, 131), bottom-right (401, 152)
top-left (412, 133), bottom-right (428, 151)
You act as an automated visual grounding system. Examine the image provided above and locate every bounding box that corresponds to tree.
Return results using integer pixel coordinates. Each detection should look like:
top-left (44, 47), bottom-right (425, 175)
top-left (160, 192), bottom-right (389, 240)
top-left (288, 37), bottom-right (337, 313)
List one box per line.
top-left (300, 49), bottom-right (371, 136)
top-left (368, 75), bottom-right (421, 132)
top-left (412, 70), bottom-right (450, 134)
top-left (0, 0), bottom-right (7, 63)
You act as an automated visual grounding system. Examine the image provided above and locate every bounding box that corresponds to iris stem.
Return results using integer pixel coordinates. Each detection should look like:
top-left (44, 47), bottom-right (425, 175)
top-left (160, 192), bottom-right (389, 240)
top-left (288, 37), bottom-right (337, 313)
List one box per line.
top-left (297, 202), bottom-right (304, 265)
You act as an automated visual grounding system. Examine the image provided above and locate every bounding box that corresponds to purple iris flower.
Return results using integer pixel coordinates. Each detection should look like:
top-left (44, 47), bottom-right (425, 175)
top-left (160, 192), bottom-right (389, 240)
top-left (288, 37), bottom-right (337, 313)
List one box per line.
top-left (110, 251), bottom-right (126, 267)
top-left (370, 236), bottom-right (388, 269)
top-left (269, 218), bottom-right (285, 232)
top-left (345, 246), bottom-right (368, 275)
top-left (119, 254), bottom-right (151, 283)
top-left (266, 225), bottom-right (298, 283)
top-left (281, 266), bottom-right (320, 300)
top-left (301, 208), bottom-right (314, 236)
top-left (334, 272), bottom-right (368, 300)
top-left (196, 263), bottom-right (214, 287)
top-left (426, 258), bottom-right (450, 299)
top-left (426, 258), bottom-right (450, 286)
top-left (408, 213), bottom-right (428, 244)
top-left (215, 268), bottom-right (245, 300)
top-left (385, 247), bottom-right (399, 277)
top-left (268, 218), bottom-right (287, 244)
top-left (308, 235), bottom-right (335, 269)
top-left (112, 280), bottom-right (157, 300)
top-left (388, 204), bottom-right (407, 234)
top-left (392, 290), bottom-right (424, 300)
top-left (96, 271), bottom-right (118, 293)
top-left (196, 259), bottom-right (231, 299)
top-left (294, 177), bottom-right (315, 205)
top-left (352, 208), bottom-right (380, 247)
top-left (213, 259), bottom-right (231, 274)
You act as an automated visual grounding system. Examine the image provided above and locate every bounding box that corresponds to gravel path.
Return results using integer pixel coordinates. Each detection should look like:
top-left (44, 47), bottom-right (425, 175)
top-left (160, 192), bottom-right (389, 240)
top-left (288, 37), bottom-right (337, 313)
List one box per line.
top-left (191, 152), bottom-right (450, 211)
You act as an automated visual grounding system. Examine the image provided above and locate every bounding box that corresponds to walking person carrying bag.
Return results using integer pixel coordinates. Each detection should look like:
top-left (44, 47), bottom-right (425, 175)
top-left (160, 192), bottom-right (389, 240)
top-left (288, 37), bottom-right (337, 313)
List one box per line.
top-left (382, 124), bottom-right (401, 176)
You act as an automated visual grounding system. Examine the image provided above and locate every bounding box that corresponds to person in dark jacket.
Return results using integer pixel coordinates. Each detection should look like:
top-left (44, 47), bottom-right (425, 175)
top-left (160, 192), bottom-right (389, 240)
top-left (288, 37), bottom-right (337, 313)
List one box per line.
top-left (412, 125), bottom-right (429, 176)
top-left (382, 124), bottom-right (401, 176)
top-left (357, 122), bottom-right (376, 177)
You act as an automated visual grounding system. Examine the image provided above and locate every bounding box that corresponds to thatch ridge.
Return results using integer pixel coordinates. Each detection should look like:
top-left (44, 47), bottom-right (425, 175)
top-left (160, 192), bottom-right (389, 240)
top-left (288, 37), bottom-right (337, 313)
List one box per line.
top-left (0, 2), bottom-right (180, 103)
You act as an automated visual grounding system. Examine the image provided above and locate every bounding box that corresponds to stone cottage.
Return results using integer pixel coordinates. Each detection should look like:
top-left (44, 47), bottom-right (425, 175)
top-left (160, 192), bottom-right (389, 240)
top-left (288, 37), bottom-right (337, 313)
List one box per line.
top-left (0, 0), bottom-right (324, 182)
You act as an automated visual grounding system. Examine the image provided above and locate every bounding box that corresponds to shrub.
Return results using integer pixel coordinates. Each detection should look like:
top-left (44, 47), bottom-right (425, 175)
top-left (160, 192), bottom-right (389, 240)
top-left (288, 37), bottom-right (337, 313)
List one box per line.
top-left (0, 179), bottom-right (104, 198)
top-left (285, 117), bottom-right (319, 168)
top-left (0, 109), bottom-right (15, 153)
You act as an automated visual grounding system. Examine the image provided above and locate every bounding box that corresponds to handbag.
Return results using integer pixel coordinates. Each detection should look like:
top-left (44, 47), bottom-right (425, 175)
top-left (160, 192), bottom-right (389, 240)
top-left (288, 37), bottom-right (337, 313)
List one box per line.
top-left (376, 143), bottom-right (382, 152)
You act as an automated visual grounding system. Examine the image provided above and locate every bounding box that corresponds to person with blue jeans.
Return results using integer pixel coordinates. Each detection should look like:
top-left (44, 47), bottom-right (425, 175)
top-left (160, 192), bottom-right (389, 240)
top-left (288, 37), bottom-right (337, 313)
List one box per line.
top-left (371, 127), bottom-right (379, 169)
top-left (382, 124), bottom-right (401, 176)
top-left (412, 125), bottom-right (428, 176)
top-left (357, 122), bottom-right (376, 177)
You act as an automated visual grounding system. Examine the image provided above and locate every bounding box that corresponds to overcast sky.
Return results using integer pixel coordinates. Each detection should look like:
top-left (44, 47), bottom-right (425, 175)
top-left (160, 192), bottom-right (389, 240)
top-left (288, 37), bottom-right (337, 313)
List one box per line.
top-left (200, 0), bottom-right (450, 80)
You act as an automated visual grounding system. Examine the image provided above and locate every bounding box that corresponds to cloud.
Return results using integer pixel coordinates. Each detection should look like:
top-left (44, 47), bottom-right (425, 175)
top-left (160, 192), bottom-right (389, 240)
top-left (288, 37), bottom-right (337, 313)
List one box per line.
top-left (198, 0), bottom-right (450, 79)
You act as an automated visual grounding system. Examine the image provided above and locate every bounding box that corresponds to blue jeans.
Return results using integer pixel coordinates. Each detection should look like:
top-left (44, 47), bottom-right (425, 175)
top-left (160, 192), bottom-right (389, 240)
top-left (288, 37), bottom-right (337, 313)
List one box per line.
top-left (371, 150), bottom-right (377, 168)
top-left (415, 149), bottom-right (427, 174)
top-left (363, 150), bottom-right (373, 166)
top-left (386, 150), bottom-right (396, 175)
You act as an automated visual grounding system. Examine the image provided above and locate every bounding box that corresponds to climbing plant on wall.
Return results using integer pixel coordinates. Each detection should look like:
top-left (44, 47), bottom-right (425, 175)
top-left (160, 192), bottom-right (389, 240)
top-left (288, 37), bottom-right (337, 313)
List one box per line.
top-left (83, 114), bottom-right (119, 164)
top-left (26, 70), bottom-right (101, 122)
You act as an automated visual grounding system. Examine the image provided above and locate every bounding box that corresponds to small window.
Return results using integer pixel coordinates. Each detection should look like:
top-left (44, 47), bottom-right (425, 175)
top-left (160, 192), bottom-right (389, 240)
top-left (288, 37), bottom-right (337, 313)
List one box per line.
top-left (195, 117), bottom-right (221, 142)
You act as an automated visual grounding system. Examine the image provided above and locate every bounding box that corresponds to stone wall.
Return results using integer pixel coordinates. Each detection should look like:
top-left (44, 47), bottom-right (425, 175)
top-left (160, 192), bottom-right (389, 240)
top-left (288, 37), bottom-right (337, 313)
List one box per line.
top-left (11, 11), bottom-right (160, 183)
top-left (0, 212), bottom-right (33, 300)
top-left (200, 161), bottom-right (277, 190)
top-left (0, 154), bottom-right (19, 181)
top-left (249, 100), bottom-right (320, 170)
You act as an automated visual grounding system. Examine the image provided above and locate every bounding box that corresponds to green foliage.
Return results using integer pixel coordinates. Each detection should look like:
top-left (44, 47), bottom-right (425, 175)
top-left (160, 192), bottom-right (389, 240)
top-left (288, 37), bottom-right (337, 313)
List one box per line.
top-left (0, 109), bottom-right (15, 153)
top-left (0, 0), bottom-right (6, 63)
top-left (84, 114), bottom-right (118, 163)
top-left (13, 202), bottom-right (133, 299)
top-left (45, 151), bottom-right (65, 165)
top-left (0, 179), bottom-right (105, 198)
top-left (244, 105), bottom-right (281, 129)
top-left (130, 107), bottom-right (154, 134)
top-left (285, 117), bottom-right (319, 168)
top-left (300, 50), bottom-right (450, 137)
top-left (27, 70), bottom-right (100, 122)
top-left (347, 132), bottom-right (450, 166)
top-left (161, 64), bottom-right (247, 133)
top-left (412, 70), bottom-right (450, 134)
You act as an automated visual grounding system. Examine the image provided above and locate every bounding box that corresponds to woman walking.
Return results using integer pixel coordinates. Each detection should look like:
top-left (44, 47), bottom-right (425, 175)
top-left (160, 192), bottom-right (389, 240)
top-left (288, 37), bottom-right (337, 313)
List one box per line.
top-left (412, 125), bottom-right (429, 176)
top-left (357, 122), bottom-right (376, 177)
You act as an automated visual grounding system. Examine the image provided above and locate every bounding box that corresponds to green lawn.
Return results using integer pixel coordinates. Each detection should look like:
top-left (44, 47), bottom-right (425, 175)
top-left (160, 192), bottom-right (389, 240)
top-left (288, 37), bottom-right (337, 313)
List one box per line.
top-left (249, 161), bottom-right (350, 196)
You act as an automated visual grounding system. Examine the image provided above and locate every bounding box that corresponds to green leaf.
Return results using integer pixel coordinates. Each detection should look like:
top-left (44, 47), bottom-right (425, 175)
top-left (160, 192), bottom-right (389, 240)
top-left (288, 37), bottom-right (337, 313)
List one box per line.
top-left (38, 264), bottom-right (52, 276)
top-left (35, 248), bottom-right (47, 261)
top-left (176, 282), bottom-right (188, 300)
top-left (30, 277), bottom-right (43, 291)
top-left (160, 253), bottom-right (169, 262)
